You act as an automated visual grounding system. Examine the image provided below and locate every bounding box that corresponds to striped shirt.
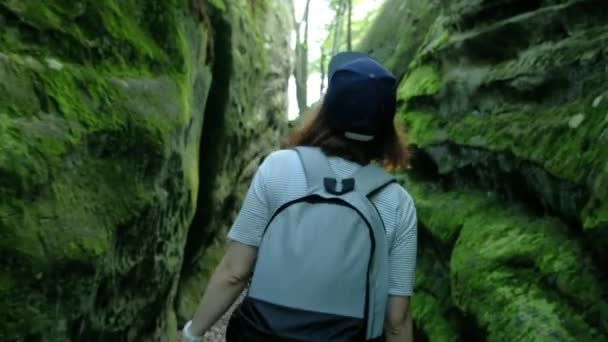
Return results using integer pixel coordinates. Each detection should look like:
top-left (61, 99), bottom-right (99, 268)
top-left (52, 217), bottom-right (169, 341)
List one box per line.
top-left (227, 148), bottom-right (418, 296)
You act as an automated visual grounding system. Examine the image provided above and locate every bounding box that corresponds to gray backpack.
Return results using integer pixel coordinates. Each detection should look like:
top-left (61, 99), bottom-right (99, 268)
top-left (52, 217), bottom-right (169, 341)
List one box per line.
top-left (227, 146), bottom-right (394, 342)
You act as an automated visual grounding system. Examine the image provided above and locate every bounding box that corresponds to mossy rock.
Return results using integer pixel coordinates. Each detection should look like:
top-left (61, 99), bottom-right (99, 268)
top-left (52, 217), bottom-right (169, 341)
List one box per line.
top-left (450, 195), bottom-right (608, 341)
top-left (0, 0), bottom-right (290, 340)
top-left (397, 175), bottom-right (608, 341)
top-left (367, 1), bottom-right (608, 338)
top-left (409, 231), bottom-right (461, 342)
top-left (174, 0), bottom-right (292, 325)
top-left (357, 0), bottom-right (444, 78)
top-left (395, 0), bottom-right (608, 258)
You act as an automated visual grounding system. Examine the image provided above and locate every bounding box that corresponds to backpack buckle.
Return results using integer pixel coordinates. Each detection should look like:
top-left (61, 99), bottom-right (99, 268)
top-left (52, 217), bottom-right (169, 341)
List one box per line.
top-left (324, 178), bottom-right (355, 195)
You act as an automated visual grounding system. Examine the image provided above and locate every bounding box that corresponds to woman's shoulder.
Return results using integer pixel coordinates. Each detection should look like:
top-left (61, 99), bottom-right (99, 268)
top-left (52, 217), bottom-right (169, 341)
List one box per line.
top-left (387, 181), bottom-right (413, 199)
top-left (376, 181), bottom-right (416, 211)
top-left (259, 149), bottom-right (415, 207)
top-left (256, 148), bottom-right (303, 181)
top-left (260, 148), bottom-right (300, 169)
top-left (265, 148), bottom-right (299, 161)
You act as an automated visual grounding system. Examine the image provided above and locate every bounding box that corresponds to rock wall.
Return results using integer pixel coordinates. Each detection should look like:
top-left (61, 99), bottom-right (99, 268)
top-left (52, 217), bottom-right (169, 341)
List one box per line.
top-left (0, 0), bottom-right (291, 341)
top-left (363, 0), bottom-right (608, 340)
top-left (175, 0), bottom-right (293, 324)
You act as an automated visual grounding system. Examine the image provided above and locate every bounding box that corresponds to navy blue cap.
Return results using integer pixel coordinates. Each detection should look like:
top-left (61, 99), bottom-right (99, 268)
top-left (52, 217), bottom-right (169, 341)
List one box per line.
top-left (323, 51), bottom-right (397, 141)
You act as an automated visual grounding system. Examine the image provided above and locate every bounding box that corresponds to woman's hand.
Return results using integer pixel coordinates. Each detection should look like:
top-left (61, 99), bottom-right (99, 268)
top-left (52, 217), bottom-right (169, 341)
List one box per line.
top-left (178, 241), bottom-right (255, 342)
top-left (179, 321), bottom-right (205, 342)
top-left (187, 241), bottom-right (256, 335)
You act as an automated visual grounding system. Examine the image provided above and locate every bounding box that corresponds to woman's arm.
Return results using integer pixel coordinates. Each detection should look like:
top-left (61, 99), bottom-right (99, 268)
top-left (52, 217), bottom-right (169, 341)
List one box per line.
top-left (384, 295), bottom-right (413, 342)
top-left (182, 154), bottom-right (272, 340)
top-left (384, 192), bottom-right (417, 342)
top-left (185, 240), bottom-right (258, 337)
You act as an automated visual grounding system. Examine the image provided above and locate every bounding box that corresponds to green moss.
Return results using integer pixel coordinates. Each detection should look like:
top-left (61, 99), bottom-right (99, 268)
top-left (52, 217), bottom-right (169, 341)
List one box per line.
top-left (1, 0), bottom-right (88, 38)
top-left (409, 229), bottom-right (461, 341)
top-left (397, 65), bottom-right (442, 103)
top-left (208, 0), bottom-right (227, 12)
top-left (416, 16), bottom-right (451, 59)
top-left (398, 174), bottom-right (491, 245)
top-left (0, 1), bottom-right (204, 339)
top-left (45, 68), bottom-right (121, 128)
top-left (0, 0), bottom-right (186, 72)
top-left (443, 188), bottom-right (607, 340)
top-left (395, 174), bottom-right (608, 340)
top-left (2, 0), bottom-right (287, 339)
top-left (399, 110), bottom-right (447, 147)
top-left (392, 10), bottom-right (608, 236)
top-left (378, 0), bottom-right (608, 340)
top-left (398, 90), bottom-right (608, 232)
top-left (412, 293), bottom-right (460, 342)
top-left (1, 155), bottom-right (154, 263)
top-left (96, 0), bottom-right (168, 62)
top-left (447, 101), bottom-right (607, 185)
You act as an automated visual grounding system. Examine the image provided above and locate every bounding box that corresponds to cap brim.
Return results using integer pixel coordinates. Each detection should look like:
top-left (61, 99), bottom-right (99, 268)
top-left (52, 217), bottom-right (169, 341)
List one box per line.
top-left (344, 131), bottom-right (375, 141)
top-left (328, 51), bottom-right (370, 80)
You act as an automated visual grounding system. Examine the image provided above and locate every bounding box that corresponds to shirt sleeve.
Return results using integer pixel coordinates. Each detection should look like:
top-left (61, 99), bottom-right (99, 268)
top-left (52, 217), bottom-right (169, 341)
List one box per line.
top-left (388, 196), bottom-right (418, 296)
top-left (226, 158), bottom-right (271, 247)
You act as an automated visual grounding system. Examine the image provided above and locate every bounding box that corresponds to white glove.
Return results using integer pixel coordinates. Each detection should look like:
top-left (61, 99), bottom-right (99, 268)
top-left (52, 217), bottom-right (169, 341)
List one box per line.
top-left (182, 320), bottom-right (204, 342)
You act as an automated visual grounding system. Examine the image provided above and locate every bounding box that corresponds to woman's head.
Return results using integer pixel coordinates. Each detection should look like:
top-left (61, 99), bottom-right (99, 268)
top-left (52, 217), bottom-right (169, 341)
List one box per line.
top-left (285, 52), bottom-right (410, 170)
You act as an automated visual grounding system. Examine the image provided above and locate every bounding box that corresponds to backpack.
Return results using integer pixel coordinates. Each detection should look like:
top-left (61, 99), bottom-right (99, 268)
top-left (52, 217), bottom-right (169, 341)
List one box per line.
top-left (226, 146), bottom-right (394, 342)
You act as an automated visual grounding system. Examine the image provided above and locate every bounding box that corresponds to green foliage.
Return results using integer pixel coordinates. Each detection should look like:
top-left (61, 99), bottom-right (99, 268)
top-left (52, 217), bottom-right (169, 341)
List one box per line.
top-left (313, 0), bottom-right (384, 79)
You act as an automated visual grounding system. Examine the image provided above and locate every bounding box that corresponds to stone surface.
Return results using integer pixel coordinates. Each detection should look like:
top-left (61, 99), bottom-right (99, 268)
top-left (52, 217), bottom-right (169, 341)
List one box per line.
top-left (0, 0), bottom-right (290, 341)
top-left (363, 0), bottom-right (608, 340)
top-left (174, 0), bottom-right (292, 326)
top-left (397, 174), bottom-right (608, 341)
top-left (358, 0), bottom-right (443, 80)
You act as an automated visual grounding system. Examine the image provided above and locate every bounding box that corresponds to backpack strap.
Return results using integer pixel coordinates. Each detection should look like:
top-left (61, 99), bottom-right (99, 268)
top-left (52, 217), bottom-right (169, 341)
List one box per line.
top-left (352, 164), bottom-right (396, 197)
top-left (294, 146), bottom-right (336, 188)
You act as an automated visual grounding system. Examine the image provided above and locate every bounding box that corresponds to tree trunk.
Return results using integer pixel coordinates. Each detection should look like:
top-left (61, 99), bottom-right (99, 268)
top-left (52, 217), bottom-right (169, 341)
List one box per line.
top-left (294, 0), bottom-right (312, 113)
top-left (303, 0), bottom-right (311, 46)
top-left (347, 0), bottom-right (352, 51)
top-left (320, 50), bottom-right (326, 96)
top-left (295, 43), bottom-right (306, 111)
top-left (332, 1), bottom-right (345, 56)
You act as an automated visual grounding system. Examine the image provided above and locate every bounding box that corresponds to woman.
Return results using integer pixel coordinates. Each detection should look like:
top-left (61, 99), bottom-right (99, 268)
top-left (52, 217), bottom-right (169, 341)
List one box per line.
top-left (181, 52), bottom-right (417, 342)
